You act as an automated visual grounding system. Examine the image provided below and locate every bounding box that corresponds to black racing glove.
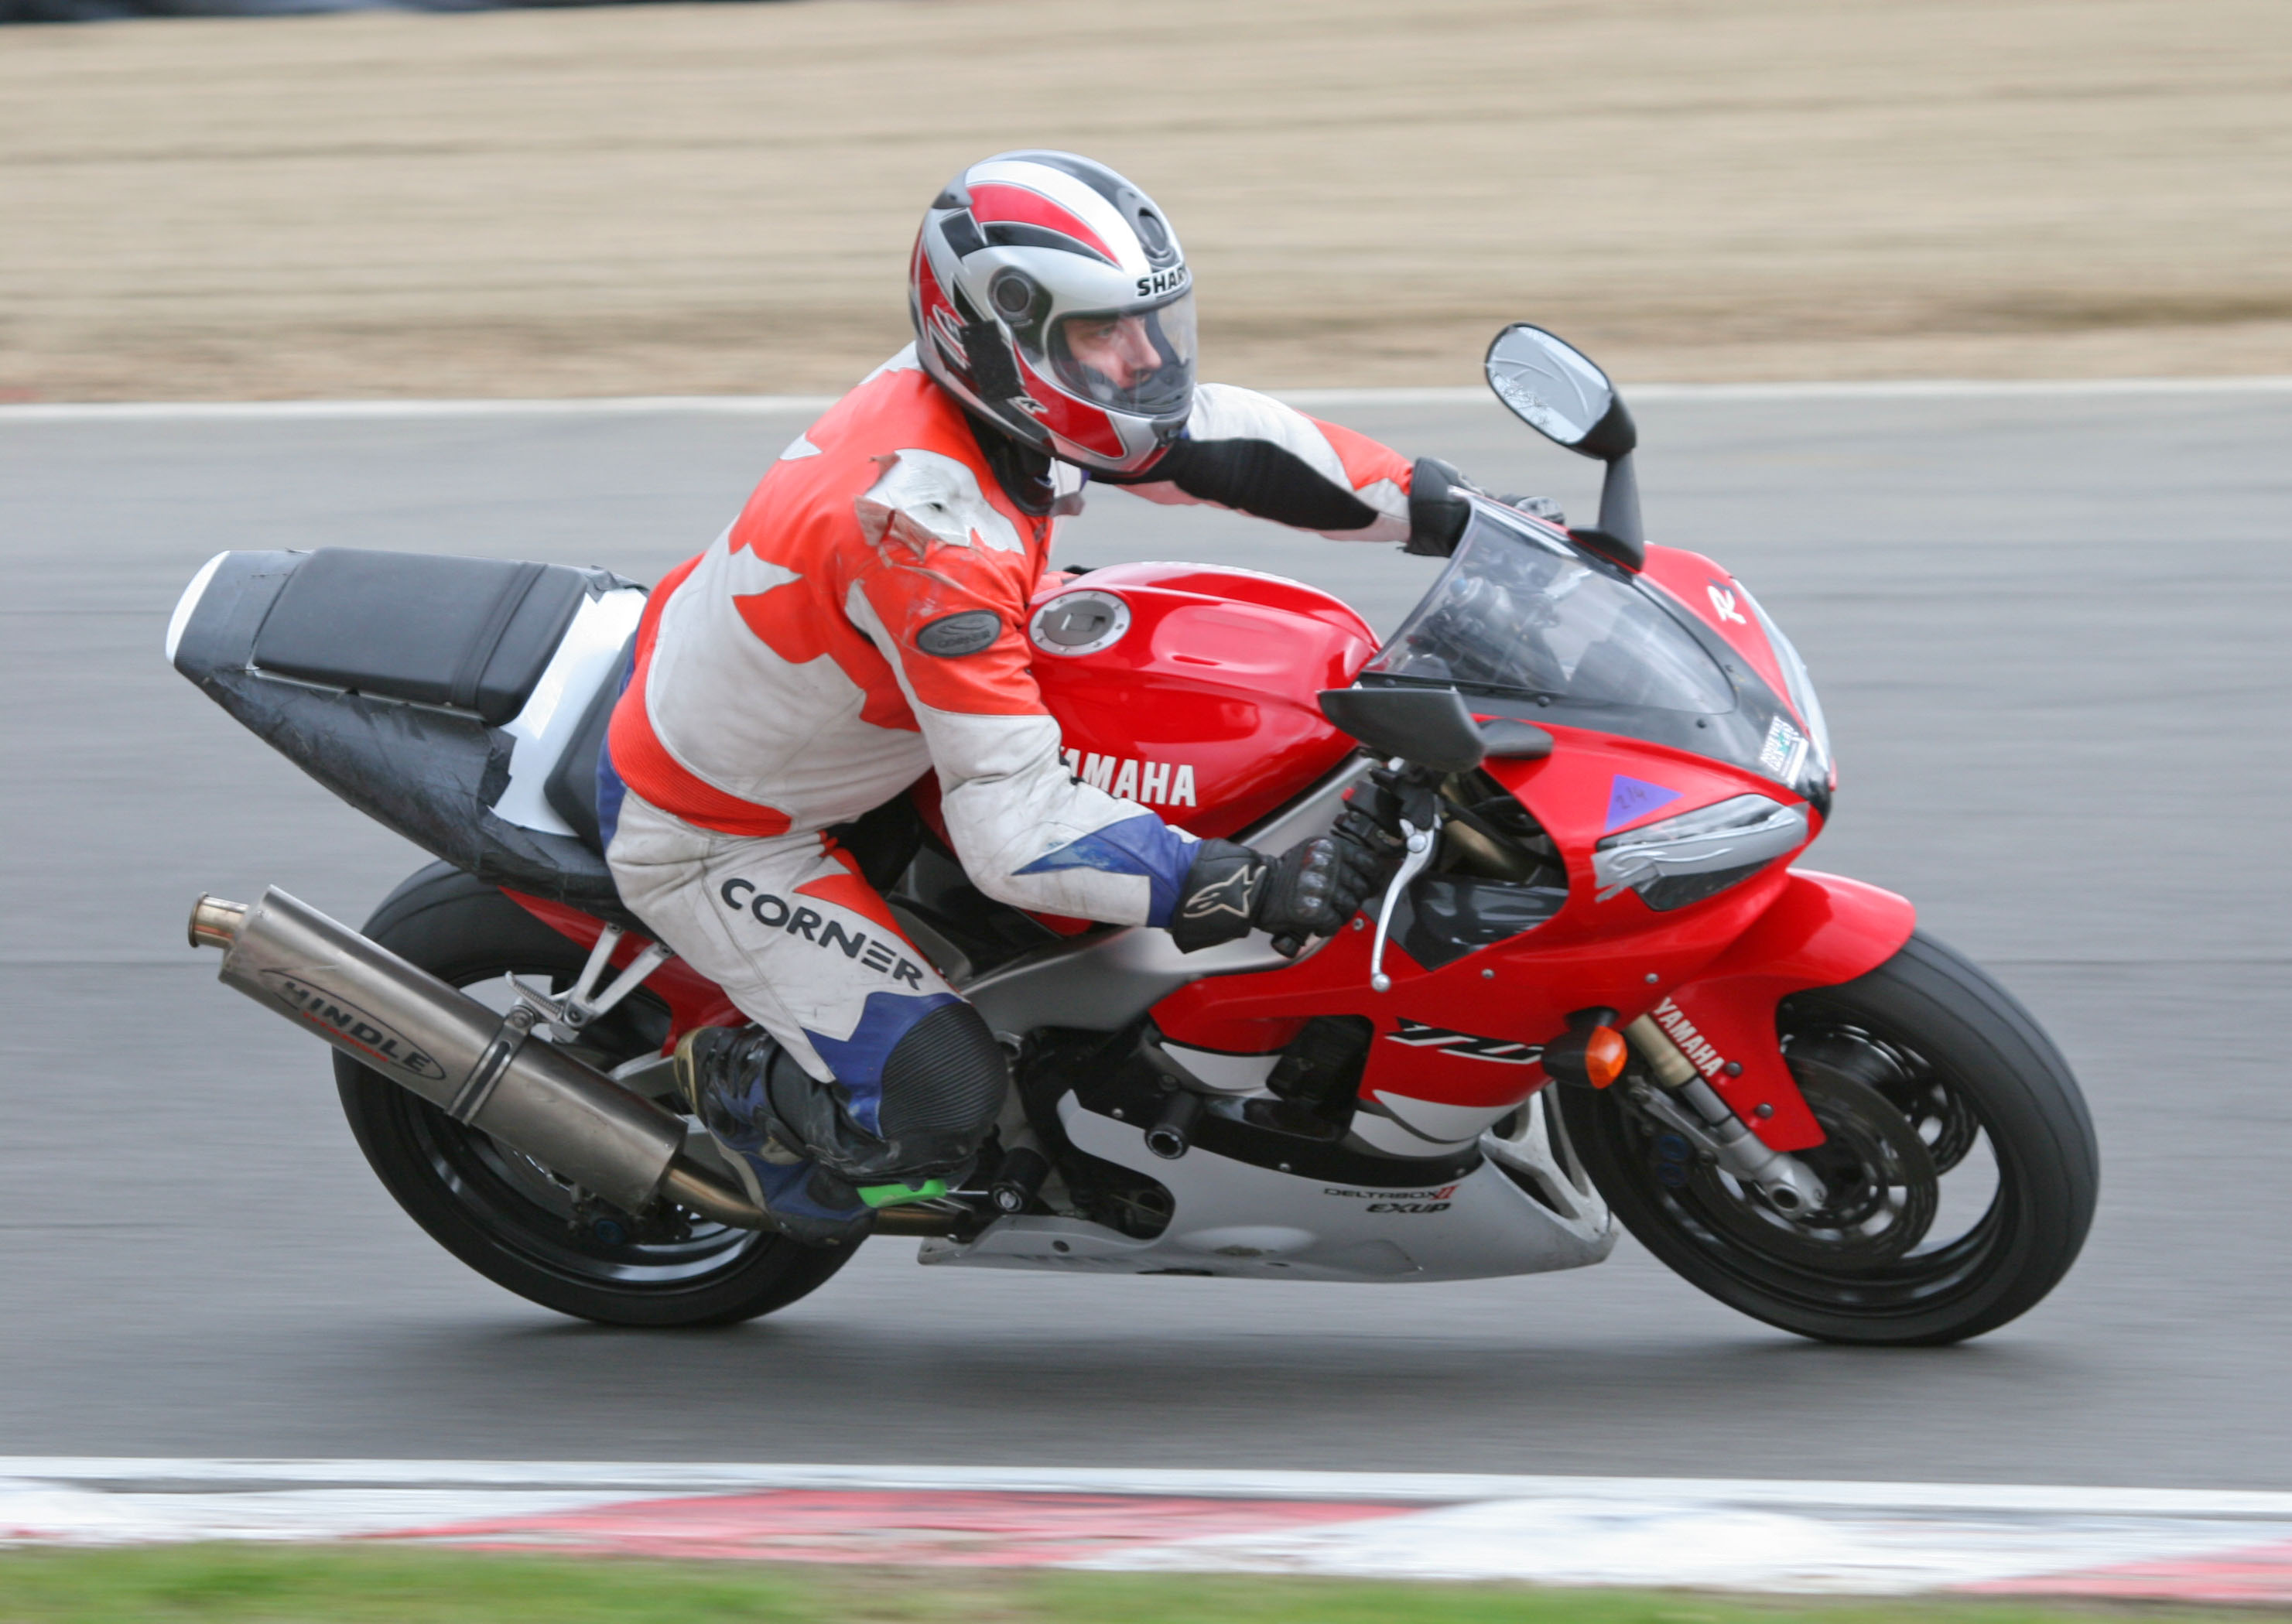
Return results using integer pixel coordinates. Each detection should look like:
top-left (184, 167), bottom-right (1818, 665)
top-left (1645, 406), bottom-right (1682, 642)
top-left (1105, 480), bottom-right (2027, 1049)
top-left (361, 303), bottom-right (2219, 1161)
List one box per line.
top-left (1406, 456), bottom-right (1565, 555)
top-left (1336, 766), bottom-right (1412, 855)
top-left (1171, 829), bottom-right (1399, 956)
top-left (1404, 456), bottom-right (1480, 557)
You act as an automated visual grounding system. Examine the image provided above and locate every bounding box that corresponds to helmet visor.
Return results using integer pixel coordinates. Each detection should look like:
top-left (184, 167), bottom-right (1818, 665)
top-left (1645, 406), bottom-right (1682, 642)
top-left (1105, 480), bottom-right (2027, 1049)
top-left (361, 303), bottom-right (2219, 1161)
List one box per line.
top-left (1042, 291), bottom-right (1196, 419)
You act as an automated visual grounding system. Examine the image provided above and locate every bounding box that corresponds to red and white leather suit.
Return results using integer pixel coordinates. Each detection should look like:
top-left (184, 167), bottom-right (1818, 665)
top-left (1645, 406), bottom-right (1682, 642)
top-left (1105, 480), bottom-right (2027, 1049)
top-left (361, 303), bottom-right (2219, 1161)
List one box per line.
top-left (600, 344), bottom-right (1412, 1115)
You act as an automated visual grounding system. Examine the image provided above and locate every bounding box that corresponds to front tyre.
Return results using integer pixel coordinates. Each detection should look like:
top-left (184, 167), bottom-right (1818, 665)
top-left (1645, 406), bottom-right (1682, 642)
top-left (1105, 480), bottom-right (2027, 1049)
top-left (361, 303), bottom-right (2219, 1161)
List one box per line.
top-left (335, 862), bottom-right (852, 1328)
top-left (1558, 931), bottom-right (2098, 1345)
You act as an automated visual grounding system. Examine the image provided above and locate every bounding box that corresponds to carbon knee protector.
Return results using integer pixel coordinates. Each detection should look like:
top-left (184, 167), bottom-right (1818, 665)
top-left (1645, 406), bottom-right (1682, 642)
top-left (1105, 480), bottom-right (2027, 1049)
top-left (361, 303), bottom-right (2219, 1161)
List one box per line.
top-left (751, 1002), bottom-right (1006, 1185)
top-left (873, 1000), bottom-right (1009, 1174)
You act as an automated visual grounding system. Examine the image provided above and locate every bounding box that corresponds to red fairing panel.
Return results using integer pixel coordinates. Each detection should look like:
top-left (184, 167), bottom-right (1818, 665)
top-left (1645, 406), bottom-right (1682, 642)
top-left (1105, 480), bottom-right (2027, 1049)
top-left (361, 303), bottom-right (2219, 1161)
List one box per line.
top-left (1151, 716), bottom-right (1909, 1151)
top-left (1638, 542), bottom-right (1798, 730)
top-left (503, 891), bottom-right (744, 1044)
top-left (1653, 870), bottom-right (1916, 1149)
top-left (1029, 562), bottom-right (1376, 839)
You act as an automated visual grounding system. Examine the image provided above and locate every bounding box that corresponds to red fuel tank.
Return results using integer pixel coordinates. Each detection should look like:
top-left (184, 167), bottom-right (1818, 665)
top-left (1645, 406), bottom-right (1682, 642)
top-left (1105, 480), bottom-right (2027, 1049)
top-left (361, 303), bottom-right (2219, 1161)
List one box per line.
top-left (1027, 563), bottom-right (1377, 839)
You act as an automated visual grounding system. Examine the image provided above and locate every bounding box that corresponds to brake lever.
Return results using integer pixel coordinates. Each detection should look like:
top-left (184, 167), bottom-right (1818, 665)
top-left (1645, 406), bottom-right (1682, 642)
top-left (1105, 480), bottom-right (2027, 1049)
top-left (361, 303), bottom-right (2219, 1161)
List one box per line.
top-left (1368, 816), bottom-right (1439, 993)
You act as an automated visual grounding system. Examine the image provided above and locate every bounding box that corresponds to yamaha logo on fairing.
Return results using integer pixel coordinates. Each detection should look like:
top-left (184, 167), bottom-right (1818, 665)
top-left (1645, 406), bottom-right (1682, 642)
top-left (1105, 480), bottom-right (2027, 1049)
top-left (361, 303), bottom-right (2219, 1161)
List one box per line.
top-left (718, 880), bottom-right (928, 989)
top-left (1649, 996), bottom-right (1728, 1079)
top-left (1059, 747), bottom-right (1198, 807)
top-left (256, 969), bottom-right (447, 1081)
top-left (1134, 264), bottom-right (1190, 299)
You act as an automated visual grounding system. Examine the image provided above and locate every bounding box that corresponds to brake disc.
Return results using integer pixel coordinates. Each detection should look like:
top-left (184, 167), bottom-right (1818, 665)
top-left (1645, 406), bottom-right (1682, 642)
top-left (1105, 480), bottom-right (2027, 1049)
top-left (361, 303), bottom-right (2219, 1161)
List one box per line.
top-left (1681, 1068), bottom-right (1938, 1271)
top-left (1787, 1025), bottom-right (1977, 1173)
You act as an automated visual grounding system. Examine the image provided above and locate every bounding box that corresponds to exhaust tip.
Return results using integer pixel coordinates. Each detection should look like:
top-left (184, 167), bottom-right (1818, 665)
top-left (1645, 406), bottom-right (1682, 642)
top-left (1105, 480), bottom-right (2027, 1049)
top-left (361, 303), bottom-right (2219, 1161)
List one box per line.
top-left (188, 894), bottom-right (250, 951)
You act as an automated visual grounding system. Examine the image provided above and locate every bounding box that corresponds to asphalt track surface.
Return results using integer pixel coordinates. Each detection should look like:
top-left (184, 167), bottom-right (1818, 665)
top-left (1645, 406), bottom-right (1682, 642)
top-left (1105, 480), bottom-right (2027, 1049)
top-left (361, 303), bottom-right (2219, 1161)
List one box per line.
top-left (2, 384), bottom-right (2288, 1486)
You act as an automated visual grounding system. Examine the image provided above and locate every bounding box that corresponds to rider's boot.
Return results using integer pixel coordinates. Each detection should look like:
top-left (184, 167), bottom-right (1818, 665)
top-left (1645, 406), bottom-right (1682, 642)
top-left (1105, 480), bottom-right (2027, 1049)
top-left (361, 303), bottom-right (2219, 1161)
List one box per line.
top-left (673, 1026), bottom-right (949, 1246)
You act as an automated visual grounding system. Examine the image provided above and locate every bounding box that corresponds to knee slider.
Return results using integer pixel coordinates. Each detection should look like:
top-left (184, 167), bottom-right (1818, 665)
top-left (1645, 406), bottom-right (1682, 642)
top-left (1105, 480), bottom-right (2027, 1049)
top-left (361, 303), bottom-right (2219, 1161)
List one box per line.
top-left (876, 1001), bottom-right (1009, 1166)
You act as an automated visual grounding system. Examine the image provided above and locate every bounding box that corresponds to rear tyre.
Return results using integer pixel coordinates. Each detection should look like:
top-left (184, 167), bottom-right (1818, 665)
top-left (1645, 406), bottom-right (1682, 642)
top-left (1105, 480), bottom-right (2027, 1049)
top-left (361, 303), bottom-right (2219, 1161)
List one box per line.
top-left (1558, 930), bottom-right (2098, 1345)
top-left (334, 862), bottom-right (853, 1327)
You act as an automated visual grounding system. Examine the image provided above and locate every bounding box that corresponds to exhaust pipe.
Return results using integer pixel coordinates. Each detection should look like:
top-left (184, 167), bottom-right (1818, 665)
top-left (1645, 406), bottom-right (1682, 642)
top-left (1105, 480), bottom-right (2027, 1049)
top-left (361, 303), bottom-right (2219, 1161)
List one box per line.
top-left (190, 887), bottom-right (771, 1232)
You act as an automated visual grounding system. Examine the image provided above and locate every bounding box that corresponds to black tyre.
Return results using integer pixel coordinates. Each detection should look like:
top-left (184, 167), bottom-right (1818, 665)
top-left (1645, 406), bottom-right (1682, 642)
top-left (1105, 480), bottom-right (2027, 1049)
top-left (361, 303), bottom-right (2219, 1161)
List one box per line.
top-left (1558, 931), bottom-right (2098, 1345)
top-left (334, 862), bottom-right (853, 1327)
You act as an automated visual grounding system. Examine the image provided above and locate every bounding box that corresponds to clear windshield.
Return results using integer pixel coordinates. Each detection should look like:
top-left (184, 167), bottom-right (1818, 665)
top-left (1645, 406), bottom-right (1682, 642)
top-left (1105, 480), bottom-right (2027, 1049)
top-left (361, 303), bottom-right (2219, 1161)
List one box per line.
top-left (1367, 506), bottom-right (1734, 713)
top-left (1361, 504), bottom-right (1831, 805)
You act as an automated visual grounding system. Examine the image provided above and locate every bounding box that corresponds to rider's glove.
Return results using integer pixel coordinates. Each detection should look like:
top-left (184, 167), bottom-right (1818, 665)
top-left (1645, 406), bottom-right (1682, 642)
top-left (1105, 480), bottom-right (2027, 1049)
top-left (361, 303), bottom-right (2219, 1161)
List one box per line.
top-left (1171, 830), bottom-right (1397, 956)
top-left (1407, 457), bottom-right (1565, 556)
top-left (1336, 767), bottom-right (1412, 856)
top-left (1404, 456), bottom-right (1480, 557)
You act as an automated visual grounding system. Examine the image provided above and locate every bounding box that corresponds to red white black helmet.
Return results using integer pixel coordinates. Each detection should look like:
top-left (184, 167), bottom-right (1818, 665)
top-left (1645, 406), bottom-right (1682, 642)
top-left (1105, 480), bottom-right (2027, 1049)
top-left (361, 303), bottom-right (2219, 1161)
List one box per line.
top-left (911, 150), bottom-right (1196, 475)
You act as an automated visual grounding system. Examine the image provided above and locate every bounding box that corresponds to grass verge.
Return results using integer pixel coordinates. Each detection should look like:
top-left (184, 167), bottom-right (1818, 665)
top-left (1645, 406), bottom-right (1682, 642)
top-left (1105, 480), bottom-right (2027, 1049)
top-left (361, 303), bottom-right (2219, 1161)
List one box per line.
top-left (0, 1546), bottom-right (2281, 1624)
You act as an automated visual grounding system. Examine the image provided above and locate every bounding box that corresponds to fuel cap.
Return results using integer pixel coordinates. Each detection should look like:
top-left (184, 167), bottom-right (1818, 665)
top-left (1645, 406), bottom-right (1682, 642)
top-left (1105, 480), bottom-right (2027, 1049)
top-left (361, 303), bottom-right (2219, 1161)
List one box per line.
top-left (1028, 590), bottom-right (1131, 656)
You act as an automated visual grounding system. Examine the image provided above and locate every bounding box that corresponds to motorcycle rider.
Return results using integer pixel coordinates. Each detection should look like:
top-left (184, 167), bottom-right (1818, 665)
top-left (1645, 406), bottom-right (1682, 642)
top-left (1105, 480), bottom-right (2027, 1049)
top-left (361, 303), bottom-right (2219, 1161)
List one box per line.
top-left (600, 151), bottom-right (1489, 1245)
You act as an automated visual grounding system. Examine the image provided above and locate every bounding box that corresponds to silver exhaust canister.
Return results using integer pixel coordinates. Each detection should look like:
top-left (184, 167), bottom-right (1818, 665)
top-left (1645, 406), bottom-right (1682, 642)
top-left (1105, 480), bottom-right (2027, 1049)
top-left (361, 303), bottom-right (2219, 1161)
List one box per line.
top-left (188, 888), bottom-right (770, 1231)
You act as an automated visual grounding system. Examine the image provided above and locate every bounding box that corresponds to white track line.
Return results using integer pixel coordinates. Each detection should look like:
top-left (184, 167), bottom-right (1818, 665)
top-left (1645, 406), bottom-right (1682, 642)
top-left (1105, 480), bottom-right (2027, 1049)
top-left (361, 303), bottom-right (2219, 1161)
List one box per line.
top-left (5, 1459), bottom-right (2292, 1515)
top-left (9, 1460), bottom-right (2292, 1598)
top-left (4, 376), bottom-right (2291, 424)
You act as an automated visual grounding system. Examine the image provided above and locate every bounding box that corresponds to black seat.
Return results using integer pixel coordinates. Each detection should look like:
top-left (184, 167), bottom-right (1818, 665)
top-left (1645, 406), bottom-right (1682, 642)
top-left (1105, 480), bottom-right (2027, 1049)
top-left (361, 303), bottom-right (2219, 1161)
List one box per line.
top-left (252, 549), bottom-right (590, 726)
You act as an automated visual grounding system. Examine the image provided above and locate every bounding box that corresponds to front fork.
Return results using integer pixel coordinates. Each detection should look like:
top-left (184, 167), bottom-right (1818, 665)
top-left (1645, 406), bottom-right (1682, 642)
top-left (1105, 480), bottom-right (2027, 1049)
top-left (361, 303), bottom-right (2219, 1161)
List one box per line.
top-left (1620, 1014), bottom-right (1829, 1215)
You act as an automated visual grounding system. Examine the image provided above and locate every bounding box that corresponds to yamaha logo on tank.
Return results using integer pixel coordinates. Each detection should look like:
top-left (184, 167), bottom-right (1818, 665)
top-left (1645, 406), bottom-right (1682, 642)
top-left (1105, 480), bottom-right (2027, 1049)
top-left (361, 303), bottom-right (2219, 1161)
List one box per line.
top-left (257, 969), bottom-right (448, 1082)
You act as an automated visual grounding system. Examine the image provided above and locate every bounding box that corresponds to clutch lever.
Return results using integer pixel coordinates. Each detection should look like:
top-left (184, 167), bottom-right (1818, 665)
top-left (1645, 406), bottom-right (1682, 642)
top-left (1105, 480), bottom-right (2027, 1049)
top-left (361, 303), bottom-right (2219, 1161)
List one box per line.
top-left (1369, 815), bottom-right (1439, 993)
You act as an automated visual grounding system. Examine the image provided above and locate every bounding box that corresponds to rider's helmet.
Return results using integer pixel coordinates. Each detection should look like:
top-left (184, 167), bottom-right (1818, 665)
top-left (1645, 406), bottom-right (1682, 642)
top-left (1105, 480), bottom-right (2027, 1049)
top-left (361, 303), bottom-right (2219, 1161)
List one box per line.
top-left (910, 151), bottom-right (1196, 475)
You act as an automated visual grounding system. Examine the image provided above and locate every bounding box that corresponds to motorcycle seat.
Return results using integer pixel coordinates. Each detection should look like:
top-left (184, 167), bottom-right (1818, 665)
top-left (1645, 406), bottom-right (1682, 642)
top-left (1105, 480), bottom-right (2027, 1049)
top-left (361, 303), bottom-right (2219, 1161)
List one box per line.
top-left (251, 549), bottom-right (591, 726)
top-left (173, 548), bottom-right (645, 926)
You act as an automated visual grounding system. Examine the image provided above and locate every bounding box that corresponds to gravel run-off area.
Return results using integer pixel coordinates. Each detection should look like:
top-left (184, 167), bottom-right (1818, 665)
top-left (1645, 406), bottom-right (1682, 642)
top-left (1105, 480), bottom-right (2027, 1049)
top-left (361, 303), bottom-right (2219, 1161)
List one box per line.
top-left (2, 0), bottom-right (2289, 401)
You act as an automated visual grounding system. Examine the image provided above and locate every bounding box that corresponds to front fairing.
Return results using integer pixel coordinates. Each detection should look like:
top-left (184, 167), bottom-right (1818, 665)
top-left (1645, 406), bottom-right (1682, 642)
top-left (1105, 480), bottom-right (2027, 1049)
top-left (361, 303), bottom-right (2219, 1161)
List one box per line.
top-left (1360, 504), bottom-right (1832, 813)
top-left (1145, 505), bottom-right (1887, 1162)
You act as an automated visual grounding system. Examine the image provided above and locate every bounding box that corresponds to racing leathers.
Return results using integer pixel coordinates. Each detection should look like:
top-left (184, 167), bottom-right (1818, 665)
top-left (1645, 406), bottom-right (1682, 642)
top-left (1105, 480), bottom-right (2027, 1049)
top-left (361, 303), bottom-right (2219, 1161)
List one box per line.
top-left (600, 344), bottom-right (1420, 1241)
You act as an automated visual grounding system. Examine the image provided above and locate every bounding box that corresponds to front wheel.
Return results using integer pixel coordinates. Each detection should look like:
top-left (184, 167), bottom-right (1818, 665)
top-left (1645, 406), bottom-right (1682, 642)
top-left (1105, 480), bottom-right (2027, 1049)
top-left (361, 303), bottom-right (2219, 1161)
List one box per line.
top-left (1557, 931), bottom-right (2098, 1345)
top-left (335, 862), bottom-right (854, 1327)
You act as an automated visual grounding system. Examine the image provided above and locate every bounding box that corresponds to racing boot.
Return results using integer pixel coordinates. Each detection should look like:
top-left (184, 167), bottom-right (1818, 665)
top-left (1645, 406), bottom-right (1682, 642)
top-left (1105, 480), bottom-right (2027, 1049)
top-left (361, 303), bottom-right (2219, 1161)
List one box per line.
top-left (672, 1027), bottom-right (947, 1246)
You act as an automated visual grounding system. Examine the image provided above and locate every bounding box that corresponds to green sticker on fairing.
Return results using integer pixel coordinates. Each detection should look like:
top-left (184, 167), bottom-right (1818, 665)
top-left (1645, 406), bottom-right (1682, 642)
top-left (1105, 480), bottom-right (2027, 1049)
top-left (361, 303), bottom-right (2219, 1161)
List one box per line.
top-left (859, 1178), bottom-right (949, 1209)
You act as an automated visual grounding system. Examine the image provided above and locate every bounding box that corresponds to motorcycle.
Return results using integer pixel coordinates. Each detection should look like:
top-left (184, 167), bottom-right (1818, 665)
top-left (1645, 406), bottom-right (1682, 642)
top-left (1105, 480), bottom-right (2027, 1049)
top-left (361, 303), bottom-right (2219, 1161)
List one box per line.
top-left (168, 324), bottom-right (2097, 1345)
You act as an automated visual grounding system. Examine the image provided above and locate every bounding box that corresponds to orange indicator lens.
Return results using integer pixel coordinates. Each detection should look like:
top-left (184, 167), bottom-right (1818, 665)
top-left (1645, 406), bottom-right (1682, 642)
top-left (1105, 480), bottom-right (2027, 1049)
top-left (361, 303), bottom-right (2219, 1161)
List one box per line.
top-left (1585, 1027), bottom-right (1629, 1088)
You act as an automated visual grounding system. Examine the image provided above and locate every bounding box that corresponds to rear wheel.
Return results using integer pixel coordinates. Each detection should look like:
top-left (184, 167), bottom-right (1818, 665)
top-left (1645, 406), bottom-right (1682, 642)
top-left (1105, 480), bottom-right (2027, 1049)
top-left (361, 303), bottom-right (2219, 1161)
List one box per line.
top-left (1558, 931), bottom-right (2098, 1345)
top-left (335, 863), bottom-right (852, 1327)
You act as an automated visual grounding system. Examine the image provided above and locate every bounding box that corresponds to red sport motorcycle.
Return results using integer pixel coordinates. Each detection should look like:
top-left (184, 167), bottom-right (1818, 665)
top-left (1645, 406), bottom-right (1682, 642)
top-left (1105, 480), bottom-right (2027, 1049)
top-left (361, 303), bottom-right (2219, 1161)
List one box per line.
top-left (170, 325), bottom-right (2096, 1345)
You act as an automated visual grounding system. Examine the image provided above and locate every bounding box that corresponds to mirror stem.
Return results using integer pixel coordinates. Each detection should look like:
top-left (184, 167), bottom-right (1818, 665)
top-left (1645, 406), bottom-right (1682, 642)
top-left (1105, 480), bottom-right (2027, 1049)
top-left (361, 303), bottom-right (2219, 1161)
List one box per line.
top-left (1597, 451), bottom-right (1644, 549)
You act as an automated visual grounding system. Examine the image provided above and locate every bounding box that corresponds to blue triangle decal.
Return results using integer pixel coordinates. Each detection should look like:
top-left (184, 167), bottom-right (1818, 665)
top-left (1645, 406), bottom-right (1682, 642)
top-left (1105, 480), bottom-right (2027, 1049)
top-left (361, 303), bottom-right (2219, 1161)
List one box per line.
top-left (1603, 774), bottom-right (1683, 833)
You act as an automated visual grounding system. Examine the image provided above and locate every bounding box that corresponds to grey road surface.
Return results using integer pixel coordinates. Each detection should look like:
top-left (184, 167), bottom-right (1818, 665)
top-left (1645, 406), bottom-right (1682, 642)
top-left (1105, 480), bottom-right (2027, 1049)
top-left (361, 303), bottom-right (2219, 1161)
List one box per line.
top-left (2, 385), bottom-right (2288, 1486)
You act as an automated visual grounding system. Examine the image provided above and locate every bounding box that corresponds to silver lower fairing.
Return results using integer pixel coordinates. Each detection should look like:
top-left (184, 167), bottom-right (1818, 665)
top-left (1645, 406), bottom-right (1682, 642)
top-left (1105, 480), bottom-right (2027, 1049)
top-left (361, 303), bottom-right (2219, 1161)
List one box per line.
top-left (919, 1091), bottom-right (1613, 1283)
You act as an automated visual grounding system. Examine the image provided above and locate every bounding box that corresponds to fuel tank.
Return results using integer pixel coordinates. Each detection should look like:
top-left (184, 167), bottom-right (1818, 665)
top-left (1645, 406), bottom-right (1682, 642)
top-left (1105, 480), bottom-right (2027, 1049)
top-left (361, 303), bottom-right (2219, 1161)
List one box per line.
top-left (1026, 563), bottom-right (1377, 839)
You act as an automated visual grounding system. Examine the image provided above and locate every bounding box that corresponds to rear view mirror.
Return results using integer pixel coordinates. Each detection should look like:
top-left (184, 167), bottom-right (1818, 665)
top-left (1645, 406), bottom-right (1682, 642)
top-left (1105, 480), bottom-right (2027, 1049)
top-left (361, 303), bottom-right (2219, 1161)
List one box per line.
top-left (1484, 324), bottom-right (1637, 463)
top-left (1485, 323), bottom-right (1646, 567)
top-left (1319, 686), bottom-right (1486, 774)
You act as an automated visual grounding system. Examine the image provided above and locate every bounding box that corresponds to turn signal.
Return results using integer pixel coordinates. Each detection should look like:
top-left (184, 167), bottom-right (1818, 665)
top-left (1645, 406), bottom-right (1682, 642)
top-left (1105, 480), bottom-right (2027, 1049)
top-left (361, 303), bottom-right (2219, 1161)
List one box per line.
top-left (1541, 1021), bottom-right (1630, 1089)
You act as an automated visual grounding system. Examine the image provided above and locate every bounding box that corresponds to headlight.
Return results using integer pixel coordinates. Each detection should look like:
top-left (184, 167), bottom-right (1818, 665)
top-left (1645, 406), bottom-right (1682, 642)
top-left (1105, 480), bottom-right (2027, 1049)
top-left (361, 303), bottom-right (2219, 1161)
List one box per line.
top-left (1593, 794), bottom-right (1809, 911)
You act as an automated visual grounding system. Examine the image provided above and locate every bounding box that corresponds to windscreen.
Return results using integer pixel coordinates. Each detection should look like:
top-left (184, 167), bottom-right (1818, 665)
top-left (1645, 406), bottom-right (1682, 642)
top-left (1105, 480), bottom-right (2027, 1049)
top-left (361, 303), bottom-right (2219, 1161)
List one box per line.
top-left (1360, 504), bottom-right (1829, 806)
top-left (1368, 507), bottom-right (1733, 713)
